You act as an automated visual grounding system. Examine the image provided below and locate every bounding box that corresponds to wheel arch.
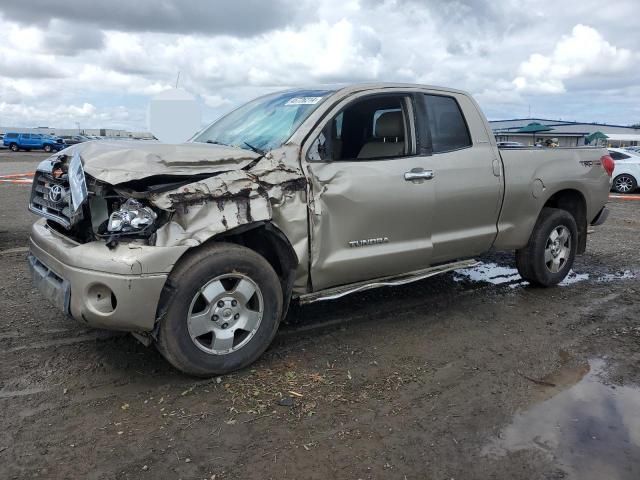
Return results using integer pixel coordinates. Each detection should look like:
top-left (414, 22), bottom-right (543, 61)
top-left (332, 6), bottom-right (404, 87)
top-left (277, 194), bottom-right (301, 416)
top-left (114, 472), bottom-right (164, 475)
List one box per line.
top-left (155, 221), bottom-right (298, 331)
top-left (540, 188), bottom-right (587, 254)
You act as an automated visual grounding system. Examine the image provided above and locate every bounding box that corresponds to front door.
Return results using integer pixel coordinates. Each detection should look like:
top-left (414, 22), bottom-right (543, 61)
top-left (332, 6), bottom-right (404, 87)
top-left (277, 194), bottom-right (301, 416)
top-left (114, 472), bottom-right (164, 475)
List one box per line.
top-left (303, 92), bottom-right (435, 291)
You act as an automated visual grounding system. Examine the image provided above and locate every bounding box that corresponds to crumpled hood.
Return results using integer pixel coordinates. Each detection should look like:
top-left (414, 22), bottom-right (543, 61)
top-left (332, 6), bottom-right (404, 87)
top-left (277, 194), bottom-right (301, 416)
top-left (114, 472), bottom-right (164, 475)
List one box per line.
top-left (62, 140), bottom-right (261, 185)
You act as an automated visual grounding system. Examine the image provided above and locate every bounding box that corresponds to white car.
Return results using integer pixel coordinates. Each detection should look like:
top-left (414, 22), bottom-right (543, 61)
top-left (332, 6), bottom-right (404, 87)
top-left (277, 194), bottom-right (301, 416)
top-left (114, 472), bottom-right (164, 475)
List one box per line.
top-left (608, 148), bottom-right (640, 193)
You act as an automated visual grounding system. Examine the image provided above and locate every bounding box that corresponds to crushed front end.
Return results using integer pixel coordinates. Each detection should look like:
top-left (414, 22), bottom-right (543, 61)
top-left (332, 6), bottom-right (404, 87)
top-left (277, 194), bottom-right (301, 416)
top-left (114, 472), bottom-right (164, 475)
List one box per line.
top-left (26, 142), bottom-right (307, 332)
top-left (27, 152), bottom-right (188, 331)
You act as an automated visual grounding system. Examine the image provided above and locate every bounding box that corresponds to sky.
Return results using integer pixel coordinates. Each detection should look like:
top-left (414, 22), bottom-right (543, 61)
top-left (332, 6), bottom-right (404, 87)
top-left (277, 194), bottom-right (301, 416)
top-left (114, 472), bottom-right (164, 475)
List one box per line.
top-left (0, 0), bottom-right (638, 131)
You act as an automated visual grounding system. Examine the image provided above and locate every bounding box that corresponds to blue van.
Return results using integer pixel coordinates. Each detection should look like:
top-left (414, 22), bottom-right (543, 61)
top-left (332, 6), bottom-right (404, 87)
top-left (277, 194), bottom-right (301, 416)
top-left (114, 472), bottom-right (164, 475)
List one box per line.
top-left (3, 132), bottom-right (66, 152)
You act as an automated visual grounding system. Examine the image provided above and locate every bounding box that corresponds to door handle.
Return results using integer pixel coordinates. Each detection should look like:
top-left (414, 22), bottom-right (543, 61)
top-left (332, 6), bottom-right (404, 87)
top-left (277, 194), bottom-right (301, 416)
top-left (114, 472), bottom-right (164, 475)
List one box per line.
top-left (404, 168), bottom-right (434, 181)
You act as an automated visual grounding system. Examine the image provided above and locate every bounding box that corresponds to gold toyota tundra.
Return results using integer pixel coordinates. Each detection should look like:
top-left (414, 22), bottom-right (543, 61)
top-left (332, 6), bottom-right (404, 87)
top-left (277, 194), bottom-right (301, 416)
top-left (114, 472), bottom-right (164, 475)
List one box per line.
top-left (28, 83), bottom-right (613, 376)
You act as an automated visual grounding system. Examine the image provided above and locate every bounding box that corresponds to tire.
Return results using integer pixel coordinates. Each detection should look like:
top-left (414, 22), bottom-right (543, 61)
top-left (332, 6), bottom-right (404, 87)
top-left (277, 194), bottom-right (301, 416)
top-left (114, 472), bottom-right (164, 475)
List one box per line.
top-left (612, 174), bottom-right (637, 194)
top-left (10, 143), bottom-right (18, 152)
top-left (515, 207), bottom-right (578, 287)
top-left (156, 242), bottom-right (283, 377)
top-left (44, 144), bottom-right (52, 153)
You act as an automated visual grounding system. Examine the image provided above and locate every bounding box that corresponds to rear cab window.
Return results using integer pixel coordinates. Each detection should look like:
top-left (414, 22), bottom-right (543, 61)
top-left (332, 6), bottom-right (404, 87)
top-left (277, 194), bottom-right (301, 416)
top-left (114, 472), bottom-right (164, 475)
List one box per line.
top-left (421, 94), bottom-right (472, 154)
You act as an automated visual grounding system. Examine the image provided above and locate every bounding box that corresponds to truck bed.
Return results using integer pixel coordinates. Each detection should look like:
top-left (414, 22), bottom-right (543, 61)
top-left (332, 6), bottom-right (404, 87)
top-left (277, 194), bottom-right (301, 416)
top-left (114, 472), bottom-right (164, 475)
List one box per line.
top-left (493, 146), bottom-right (611, 250)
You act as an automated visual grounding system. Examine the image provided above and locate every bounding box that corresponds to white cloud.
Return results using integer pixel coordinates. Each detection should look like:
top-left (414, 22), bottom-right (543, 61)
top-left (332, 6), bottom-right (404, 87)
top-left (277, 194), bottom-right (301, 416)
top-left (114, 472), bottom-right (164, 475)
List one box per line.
top-left (0, 2), bottom-right (638, 129)
top-left (513, 24), bottom-right (634, 94)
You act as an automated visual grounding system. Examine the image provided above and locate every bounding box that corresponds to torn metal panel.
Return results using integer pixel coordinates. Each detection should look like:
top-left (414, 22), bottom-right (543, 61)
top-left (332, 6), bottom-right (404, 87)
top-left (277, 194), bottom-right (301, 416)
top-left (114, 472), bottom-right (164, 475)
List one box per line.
top-left (269, 189), bottom-right (309, 293)
top-left (151, 156), bottom-right (308, 248)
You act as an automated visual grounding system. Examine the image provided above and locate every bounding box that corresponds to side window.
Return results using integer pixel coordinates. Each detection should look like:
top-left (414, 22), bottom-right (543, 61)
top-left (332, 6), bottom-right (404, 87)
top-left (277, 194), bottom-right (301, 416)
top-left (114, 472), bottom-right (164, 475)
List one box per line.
top-left (23, 134), bottom-right (31, 139)
top-left (609, 151), bottom-right (629, 160)
top-left (308, 95), bottom-right (412, 161)
top-left (423, 95), bottom-right (471, 153)
top-left (33, 134), bottom-right (43, 140)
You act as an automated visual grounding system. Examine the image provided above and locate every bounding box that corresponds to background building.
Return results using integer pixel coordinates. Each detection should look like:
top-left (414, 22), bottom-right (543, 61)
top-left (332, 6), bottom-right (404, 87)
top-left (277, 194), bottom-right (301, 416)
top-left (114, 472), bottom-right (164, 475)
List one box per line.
top-left (491, 118), bottom-right (640, 147)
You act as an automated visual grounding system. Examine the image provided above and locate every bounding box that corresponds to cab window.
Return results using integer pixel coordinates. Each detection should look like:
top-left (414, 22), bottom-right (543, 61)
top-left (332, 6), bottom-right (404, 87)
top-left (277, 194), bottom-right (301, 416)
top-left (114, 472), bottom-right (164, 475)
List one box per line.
top-left (422, 94), bottom-right (471, 153)
top-left (308, 94), bottom-right (413, 161)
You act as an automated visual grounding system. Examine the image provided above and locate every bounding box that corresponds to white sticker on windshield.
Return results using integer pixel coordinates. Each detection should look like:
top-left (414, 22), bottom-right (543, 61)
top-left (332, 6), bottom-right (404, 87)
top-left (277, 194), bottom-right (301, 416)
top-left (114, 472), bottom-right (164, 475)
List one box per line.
top-left (285, 97), bottom-right (323, 106)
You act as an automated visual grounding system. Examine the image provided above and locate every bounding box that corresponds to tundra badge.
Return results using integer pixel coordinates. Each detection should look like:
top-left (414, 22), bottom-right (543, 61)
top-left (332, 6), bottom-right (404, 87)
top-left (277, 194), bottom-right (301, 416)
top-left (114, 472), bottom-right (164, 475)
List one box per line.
top-left (349, 237), bottom-right (389, 248)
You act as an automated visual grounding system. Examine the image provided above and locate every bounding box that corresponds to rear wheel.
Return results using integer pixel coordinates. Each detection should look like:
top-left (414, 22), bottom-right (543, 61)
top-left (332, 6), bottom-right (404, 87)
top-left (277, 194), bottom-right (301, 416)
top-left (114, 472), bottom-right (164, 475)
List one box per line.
top-left (156, 243), bottom-right (283, 377)
top-left (10, 143), bottom-right (18, 152)
top-left (516, 207), bottom-right (578, 287)
top-left (612, 174), bottom-right (637, 194)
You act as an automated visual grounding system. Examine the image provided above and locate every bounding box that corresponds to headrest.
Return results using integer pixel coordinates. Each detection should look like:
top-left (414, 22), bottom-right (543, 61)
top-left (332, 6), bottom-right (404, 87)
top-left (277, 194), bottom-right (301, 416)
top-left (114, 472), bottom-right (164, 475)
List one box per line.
top-left (375, 111), bottom-right (404, 138)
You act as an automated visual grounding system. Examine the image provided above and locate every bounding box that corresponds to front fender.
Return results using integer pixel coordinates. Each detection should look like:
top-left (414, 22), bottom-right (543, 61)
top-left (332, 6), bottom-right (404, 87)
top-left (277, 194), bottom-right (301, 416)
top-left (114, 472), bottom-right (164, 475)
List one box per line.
top-left (151, 155), bottom-right (306, 248)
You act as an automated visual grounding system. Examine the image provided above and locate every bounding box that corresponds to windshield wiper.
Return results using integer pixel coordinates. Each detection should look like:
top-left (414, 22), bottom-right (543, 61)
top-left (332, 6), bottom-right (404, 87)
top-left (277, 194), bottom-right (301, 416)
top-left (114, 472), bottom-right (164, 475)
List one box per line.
top-left (243, 141), bottom-right (266, 156)
top-left (206, 140), bottom-right (230, 146)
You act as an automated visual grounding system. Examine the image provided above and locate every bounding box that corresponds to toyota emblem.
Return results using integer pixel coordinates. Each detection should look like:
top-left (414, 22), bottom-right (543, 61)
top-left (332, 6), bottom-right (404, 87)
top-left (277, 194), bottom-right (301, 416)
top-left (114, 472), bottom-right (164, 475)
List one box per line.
top-left (48, 184), bottom-right (64, 202)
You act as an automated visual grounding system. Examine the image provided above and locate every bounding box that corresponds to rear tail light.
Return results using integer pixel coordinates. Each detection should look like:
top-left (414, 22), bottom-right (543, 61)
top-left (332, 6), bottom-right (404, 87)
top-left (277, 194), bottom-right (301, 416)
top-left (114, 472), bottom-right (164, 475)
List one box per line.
top-left (600, 155), bottom-right (615, 177)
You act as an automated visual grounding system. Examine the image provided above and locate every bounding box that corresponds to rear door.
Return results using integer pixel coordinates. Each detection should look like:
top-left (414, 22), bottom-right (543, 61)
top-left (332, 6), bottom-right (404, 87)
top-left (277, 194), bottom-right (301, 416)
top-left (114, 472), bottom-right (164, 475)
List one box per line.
top-left (416, 92), bottom-right (503, 263)
top-left (32, 134), bottom-right (43, 148)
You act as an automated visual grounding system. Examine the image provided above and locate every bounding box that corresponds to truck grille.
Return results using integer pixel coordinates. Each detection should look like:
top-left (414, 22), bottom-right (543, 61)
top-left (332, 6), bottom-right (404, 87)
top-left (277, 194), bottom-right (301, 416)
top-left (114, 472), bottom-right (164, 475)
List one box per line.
top-left (29, 171), bottom-right (75, 228)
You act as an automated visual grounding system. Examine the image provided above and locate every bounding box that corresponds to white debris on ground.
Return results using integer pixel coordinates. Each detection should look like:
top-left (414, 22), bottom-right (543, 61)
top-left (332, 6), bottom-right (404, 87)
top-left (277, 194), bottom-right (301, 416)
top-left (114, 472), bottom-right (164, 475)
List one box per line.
top-left (453, 263), bottom-right (522, 285)
top-left (453, 262), bottom-right (637, 288)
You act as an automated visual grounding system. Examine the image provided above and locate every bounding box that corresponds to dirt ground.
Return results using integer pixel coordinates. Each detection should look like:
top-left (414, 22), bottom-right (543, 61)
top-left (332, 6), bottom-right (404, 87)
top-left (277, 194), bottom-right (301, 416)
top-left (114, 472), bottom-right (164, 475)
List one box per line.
top-left (1, 151), bottom-right (639, 479)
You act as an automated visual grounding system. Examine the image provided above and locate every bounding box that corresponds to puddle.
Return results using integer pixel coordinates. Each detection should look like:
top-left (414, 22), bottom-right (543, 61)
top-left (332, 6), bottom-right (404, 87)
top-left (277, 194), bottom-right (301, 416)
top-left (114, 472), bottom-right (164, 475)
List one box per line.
top-left (559, 271), bottom-right (590, 285)
top-left (483, 359), bottom-right (640, 479)
top-left (598, 270), bottom-right (636, 282)
top-left (453, 262), bottom-right (523, 285)
top-left (454, 262), bottom-right (637, 289)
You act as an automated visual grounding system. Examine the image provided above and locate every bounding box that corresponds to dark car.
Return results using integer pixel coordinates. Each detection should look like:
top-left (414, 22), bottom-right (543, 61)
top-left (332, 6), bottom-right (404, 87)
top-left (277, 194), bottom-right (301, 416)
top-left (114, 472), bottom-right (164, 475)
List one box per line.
top-left (60, 135), bottom-right (91, 146)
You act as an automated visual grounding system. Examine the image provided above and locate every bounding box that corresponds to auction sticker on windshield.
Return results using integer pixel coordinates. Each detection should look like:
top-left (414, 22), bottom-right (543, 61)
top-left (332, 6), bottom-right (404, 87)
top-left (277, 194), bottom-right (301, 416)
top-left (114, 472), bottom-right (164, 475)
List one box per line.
top-left (285, 97), bottom-right (324, 105)
top-left (69, 151), bottom-right (88, 212)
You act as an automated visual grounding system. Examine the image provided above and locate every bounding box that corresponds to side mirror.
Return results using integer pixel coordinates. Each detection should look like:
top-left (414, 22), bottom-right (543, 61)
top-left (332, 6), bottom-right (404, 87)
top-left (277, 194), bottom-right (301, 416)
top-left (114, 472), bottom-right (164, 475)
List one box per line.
top-left (308, 132), bottom-right (328, 161)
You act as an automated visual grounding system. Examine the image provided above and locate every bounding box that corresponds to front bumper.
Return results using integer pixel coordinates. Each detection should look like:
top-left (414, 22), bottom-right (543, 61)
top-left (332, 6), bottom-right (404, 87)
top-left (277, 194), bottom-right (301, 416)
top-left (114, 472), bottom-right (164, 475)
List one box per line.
top-left (28, 219), bottom-right (188, 331)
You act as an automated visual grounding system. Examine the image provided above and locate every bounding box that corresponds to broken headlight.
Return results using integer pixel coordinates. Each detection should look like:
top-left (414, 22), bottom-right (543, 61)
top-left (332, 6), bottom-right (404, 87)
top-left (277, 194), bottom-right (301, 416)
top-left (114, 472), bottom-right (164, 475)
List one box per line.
top-left (107, 198), bottom-right (157, 233)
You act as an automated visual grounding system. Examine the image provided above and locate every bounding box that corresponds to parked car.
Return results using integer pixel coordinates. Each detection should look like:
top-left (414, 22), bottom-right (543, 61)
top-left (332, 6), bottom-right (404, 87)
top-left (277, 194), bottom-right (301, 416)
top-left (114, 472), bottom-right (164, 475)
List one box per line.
top-left (27, 83), bottom-right (612, 376)
top-left (496, 141), bottom-right (524, 147)
top-left (3, 132), bottom-right (66, 152)
top-left (608, 148), bottom-right (640, 193)
top-left (60, 135), bottom-right (91, 146)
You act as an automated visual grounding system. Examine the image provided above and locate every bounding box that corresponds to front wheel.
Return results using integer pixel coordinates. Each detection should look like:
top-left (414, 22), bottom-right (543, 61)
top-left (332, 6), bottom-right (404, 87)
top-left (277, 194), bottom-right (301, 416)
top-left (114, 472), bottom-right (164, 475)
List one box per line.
top-left (612, 174), bottom-right (637, 194)
top-left (515, 207), bottom-right (578, 287)
top-left (43, 144), bottom-right (52, 153)
top-left (156, 243), bottom-right (283, 377)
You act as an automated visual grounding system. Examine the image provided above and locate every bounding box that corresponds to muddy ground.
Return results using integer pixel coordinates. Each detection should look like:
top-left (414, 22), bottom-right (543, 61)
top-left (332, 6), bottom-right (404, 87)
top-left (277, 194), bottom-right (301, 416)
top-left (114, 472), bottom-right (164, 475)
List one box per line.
top-left (1, 151), bottom-right (639, 479)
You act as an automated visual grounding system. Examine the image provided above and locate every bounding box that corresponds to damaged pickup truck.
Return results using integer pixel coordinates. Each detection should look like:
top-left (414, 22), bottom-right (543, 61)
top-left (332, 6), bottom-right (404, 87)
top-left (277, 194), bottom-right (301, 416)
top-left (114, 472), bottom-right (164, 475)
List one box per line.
top-left (28, 84), bottom-right (613, 376)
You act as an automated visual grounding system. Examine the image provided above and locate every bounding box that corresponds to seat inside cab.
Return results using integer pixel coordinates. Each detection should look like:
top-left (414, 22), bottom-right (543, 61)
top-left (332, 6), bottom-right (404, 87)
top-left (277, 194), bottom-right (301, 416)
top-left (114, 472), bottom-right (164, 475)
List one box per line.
top-left (312, 94), bottom-right (410, 161)
top-left (357, 110), bottom-right (405, 159)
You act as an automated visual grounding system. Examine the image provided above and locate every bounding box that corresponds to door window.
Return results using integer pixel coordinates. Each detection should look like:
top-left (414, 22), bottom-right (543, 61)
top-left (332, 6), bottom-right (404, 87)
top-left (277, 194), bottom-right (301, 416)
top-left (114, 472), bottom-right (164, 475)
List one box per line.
top-left (609, 151), bottom-right (630, 160)
top-left (422, 95), bottom-right (471, 153)
top-left (308, 95), bottom-right (413, 161)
